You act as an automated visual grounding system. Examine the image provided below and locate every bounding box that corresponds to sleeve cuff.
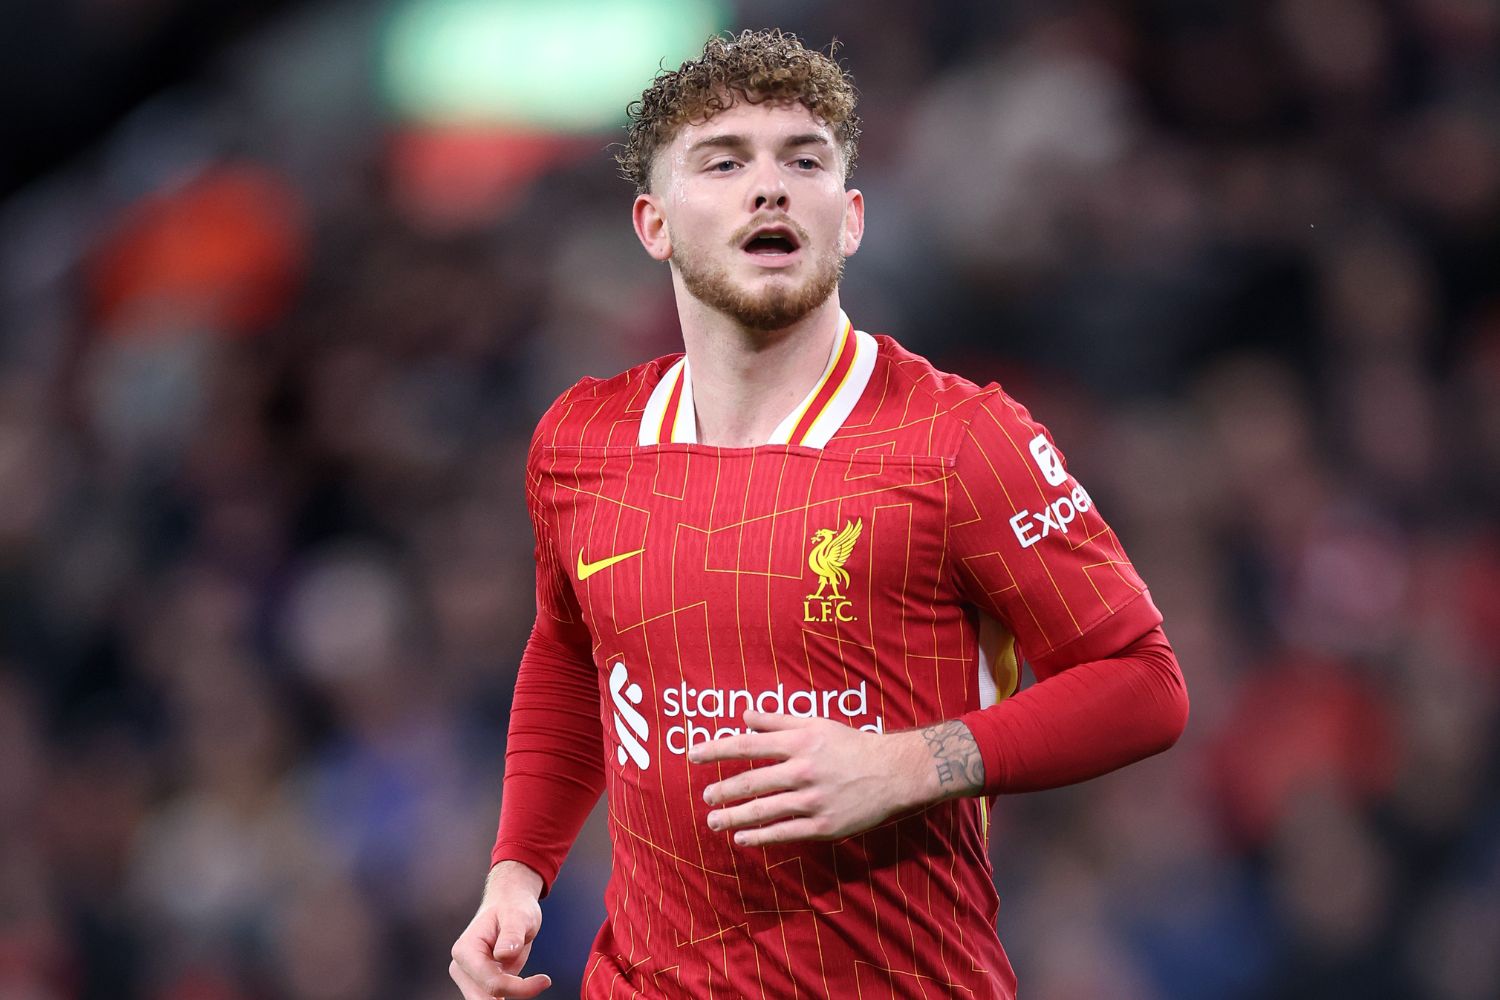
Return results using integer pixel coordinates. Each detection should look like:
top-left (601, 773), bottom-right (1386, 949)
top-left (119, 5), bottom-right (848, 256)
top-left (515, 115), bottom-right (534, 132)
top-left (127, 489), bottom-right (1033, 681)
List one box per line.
top-left (958, 704), bottom-right (1013, 797)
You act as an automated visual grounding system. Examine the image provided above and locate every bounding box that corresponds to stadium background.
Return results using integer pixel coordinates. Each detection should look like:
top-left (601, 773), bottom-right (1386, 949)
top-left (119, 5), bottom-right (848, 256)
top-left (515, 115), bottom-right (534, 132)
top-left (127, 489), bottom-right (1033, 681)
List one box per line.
top-left (2, 1), bottom-right (1498, 997)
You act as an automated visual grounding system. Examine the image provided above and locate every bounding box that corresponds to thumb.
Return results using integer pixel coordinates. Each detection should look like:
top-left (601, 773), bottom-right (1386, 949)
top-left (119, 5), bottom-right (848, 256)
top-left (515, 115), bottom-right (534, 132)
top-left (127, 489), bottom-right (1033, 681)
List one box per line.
top-left (493, 917), bottom-right (525, 958)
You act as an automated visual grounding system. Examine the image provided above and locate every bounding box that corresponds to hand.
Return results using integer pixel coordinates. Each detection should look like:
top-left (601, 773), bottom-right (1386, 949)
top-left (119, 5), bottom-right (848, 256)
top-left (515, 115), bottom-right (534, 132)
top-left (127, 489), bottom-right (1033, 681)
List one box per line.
top-left (449, 862), bottom-right (551, 999)
top-left (688, 710), bottom-right (959, 846)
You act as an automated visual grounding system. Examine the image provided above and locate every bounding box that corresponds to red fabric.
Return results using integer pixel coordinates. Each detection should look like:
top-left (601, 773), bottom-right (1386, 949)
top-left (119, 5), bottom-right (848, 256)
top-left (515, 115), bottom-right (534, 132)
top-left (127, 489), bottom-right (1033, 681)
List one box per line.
top-left (960, 624), bottom-right (1188, 796)
top-left (490, 335), bottom-right (1181, 999)
top-left (788, 320), bottom-right (855, 444)
top-left (944, 386), bottom-right (1164, 676)
top-left (491, 626), bottom-right (605, 891)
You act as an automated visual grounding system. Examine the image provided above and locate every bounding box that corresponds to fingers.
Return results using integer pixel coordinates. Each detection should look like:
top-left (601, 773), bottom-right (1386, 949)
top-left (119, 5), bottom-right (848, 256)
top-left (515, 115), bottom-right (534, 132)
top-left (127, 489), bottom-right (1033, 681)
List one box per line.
top-left (702, 758), bottom-right (805, 806)
top-left (453, 914), bottom-right (547, 999)
top-left (687, 718), bottom-right (808, 764)
top-left (730, 816), bottom-right (828, 846)
top-left (739, 710), bottom-right (816, 732)
top-left (706, 789), bottom-right (814, 834)
top-left (502, 973), bottom-right (553, 999)
top-left (690, 713), bottom-right (879, 846)
top-left (492, 921), bottom-right (533, 970)
top-left (450, 959), bottom-right (553, 999)
top-left (452, 929), bottom-right (500, 987)
top-left (450, 960), bottom-right (489, 1000)
top-left (494, 941), bottom-right (533, 981)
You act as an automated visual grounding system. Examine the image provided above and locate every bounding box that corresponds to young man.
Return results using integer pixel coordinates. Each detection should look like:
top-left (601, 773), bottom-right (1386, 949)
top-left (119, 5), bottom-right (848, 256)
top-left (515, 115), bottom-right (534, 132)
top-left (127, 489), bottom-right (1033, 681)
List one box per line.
top-left (451, 29), bottom-right (1187, 1000)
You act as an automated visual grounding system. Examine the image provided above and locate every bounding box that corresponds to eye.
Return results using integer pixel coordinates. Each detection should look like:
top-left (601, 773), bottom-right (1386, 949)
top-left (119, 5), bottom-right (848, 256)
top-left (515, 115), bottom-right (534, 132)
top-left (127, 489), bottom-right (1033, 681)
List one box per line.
top-left (710, 159), bottom-right (740, 172)
top-left (793, 157), bottom-right (820, 170)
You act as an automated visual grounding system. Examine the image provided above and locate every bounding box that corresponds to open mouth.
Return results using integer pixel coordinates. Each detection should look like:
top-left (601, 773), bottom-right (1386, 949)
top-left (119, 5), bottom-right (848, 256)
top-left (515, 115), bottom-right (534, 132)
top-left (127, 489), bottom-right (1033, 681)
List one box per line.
top-left (742, 226), bottom-right (801, 257)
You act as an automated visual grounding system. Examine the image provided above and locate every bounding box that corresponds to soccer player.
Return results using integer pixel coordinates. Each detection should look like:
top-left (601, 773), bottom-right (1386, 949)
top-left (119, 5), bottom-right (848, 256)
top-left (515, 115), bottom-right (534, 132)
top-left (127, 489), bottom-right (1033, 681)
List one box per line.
top-left (450, 29), bottom-right (1188, 1000)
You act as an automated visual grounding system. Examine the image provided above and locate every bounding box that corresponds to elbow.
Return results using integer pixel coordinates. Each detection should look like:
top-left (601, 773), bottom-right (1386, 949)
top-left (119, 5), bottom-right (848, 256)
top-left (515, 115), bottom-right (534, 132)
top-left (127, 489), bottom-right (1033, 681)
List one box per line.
top-left (1158, 665), bottom-right (1190, 751)
top-left (1127, 627), bottom-right (1189, 756)
top-left (1148, 646), bottom-right (1190, 754)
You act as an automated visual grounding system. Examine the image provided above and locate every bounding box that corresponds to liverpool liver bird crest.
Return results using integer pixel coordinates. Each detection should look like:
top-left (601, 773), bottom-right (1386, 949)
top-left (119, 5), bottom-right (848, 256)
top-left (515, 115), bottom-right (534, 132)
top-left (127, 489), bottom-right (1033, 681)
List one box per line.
top-left (807, 518), bottom-right (863, 600)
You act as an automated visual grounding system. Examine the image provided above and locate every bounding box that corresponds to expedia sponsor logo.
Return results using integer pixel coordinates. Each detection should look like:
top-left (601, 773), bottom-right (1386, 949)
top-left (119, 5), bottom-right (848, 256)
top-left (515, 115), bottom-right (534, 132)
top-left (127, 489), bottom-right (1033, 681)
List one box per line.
top-left (1010, 484), bottom-right (1095, 549)
top-left (609, 661), bottom-right (650, 770)
top-left (1028, 433), bottom-right (1068, 487)
top-left (804, 517), bottom-right (862, 623)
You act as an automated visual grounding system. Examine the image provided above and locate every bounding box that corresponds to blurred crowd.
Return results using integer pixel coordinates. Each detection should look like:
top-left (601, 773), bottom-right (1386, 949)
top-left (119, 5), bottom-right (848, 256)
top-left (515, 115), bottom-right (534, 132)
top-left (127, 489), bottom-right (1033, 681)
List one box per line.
top-left (2, 1), bottom-right (1499, 998)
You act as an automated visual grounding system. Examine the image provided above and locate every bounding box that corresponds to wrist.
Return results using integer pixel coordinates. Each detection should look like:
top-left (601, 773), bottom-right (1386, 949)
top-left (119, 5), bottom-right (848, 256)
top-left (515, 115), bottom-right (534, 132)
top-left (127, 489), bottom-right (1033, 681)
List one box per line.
top-left (486, 860), bottom-right (544, 903)
top-left (889, 729), bottom-right (946, 812)
top-left (904, 719), bottom-right (986, 807)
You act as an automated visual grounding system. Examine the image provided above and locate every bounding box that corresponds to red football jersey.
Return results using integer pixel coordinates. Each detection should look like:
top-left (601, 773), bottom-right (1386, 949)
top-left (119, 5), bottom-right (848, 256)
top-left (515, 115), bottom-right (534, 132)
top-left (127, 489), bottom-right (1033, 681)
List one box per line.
top-left (495, 314), bottom-right (1162, 999)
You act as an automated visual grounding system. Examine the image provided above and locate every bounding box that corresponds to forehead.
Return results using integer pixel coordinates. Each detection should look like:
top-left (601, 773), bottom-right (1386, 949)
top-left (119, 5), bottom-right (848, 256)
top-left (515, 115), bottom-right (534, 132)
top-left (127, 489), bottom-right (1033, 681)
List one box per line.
top-left (655, 100), bottom-right (837, 179)
top-left (674, 99), bottom-right (833, 146)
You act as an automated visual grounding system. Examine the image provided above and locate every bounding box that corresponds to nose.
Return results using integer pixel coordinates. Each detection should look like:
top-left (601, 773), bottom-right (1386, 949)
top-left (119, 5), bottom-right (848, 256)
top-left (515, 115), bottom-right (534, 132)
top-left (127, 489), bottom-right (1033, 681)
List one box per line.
top-left (749, 162), bottom-right (789, 213)
top-left (754, 188), bottom-right (789, 211)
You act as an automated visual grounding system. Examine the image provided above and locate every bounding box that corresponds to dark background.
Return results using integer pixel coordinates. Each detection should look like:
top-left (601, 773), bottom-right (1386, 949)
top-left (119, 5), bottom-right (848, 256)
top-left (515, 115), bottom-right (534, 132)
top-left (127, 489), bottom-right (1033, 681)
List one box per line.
top-left (2, 1), bottom-right (1498, 998)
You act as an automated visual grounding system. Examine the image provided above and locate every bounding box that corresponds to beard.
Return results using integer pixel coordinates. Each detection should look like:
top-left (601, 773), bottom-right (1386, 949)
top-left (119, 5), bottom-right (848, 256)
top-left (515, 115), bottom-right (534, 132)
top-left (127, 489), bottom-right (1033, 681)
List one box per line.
top-left (673, 224), bottom-right (845, 332)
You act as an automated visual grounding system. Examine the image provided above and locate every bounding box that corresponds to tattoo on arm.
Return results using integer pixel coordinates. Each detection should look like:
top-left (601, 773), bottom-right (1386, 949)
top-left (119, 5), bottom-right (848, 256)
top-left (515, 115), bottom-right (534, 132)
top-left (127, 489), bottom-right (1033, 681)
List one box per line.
top-left (921, 721), bottom-right (986, 797)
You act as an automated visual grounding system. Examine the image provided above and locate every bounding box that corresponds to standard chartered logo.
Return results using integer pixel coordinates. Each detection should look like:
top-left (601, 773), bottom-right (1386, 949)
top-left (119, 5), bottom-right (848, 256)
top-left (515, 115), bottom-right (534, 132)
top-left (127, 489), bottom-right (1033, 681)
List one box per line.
top-left (663, 679), bottom-right (884, 754)
top-left (609, 661), bottom-right (650, 770)
top-left (606, 661), bottom-right (886, 769)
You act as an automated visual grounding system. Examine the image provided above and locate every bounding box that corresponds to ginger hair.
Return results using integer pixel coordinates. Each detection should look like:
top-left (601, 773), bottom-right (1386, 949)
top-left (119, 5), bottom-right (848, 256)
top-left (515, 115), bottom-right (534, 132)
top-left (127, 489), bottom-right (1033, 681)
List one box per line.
top-left (618, 29), bottom-right (860, 193)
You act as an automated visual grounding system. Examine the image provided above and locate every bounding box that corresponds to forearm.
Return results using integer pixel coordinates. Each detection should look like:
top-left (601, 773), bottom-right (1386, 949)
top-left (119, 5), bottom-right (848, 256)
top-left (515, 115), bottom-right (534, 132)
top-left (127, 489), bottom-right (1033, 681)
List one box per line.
top-left (956, 624), bottom-right (1188, 795)
top-left (492, 624), bottom-right (607, 892)
top-left (697, 627), bottom-right (1186, 839)
top-left (881, 720), bottom-right (989, 811)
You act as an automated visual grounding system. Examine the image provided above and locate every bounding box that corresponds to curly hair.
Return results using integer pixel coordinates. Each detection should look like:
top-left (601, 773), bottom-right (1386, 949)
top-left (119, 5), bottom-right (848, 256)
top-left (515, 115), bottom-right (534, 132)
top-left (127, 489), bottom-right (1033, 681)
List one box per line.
top-left (618, 29), bottom-right (861, 194)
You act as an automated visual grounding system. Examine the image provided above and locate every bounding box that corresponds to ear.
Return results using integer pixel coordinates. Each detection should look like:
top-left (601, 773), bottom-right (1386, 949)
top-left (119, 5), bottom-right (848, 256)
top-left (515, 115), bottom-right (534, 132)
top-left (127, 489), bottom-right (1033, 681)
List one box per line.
top-left (839, 188), bottom-right (865, 257)
top-left (632, 193), bottom-right (672, 261)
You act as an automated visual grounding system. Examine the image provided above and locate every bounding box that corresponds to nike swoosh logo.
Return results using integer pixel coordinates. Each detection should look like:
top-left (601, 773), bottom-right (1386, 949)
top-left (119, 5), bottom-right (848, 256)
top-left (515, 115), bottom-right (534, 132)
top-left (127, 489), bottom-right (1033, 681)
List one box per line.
top-left (576, 547), bottom-right (646, 581)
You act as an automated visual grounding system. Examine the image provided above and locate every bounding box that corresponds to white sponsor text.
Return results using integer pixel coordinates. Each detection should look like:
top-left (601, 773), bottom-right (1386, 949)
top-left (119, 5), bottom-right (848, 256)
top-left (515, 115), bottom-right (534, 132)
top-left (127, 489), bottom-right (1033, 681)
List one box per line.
top-left (1009, 484), bottom-right (1095, 549)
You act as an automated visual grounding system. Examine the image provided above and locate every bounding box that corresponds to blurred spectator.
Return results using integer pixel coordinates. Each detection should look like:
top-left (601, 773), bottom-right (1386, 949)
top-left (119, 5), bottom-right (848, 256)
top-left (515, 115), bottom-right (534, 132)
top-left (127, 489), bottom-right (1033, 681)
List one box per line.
top-left (2, 2), bottom-right (1498, 998)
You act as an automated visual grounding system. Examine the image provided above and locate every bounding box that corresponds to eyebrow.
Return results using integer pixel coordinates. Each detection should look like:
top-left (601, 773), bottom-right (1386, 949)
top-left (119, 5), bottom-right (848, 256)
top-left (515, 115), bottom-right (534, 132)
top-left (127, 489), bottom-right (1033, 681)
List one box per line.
top-left (686, 133), bottom-right (835, 155)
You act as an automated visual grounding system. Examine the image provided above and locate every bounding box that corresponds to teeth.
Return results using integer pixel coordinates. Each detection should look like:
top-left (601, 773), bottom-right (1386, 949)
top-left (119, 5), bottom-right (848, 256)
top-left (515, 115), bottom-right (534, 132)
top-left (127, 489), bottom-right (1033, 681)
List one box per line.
top-left (747, 235), bottom-right (794, 254)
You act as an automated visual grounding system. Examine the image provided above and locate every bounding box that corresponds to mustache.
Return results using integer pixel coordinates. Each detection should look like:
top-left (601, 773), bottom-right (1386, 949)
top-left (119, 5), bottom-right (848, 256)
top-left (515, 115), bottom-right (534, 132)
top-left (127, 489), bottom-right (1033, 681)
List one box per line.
top-left (728, 215), bottom-right (811, 249)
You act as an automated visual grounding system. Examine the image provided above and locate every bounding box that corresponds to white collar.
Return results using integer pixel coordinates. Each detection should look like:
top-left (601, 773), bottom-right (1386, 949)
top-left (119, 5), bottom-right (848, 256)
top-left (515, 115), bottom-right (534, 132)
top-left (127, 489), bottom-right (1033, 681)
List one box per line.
top-left (638, 311), bottom-right (876, 448)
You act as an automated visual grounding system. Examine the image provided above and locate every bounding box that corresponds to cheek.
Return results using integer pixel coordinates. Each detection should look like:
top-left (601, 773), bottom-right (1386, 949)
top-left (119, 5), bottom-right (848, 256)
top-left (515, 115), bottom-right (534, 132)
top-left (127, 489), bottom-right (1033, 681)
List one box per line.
top-left (665, 174), bottom-right (718, 212)
top-left (823, 209), bottom-right (854, 252)
top-left (664, 198), bottom-right (723, 250)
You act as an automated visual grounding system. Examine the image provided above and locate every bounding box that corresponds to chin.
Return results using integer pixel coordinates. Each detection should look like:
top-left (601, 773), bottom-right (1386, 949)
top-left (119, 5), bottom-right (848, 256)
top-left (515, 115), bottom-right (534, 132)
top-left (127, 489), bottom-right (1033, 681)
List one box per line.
top-left (731, 281), bottom-right (825, 331)
top-left (678, 247), bottom-right (843, 332)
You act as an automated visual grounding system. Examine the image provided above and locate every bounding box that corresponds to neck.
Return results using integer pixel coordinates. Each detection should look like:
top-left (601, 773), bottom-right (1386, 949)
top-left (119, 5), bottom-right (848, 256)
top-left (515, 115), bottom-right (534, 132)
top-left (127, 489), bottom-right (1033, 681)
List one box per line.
top-left (674, 287), bottom-right (845, 448)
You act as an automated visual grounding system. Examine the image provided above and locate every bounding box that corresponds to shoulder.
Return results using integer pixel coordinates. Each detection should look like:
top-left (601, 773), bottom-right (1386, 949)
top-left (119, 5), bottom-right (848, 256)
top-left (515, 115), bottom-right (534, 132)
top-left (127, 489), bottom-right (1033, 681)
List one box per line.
top-left (875, 335), bottom-right (996, 407)
top-left (530, 353), bottom-right (682, 453)
top-left (841, 334), bottom-right (1028, 458)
